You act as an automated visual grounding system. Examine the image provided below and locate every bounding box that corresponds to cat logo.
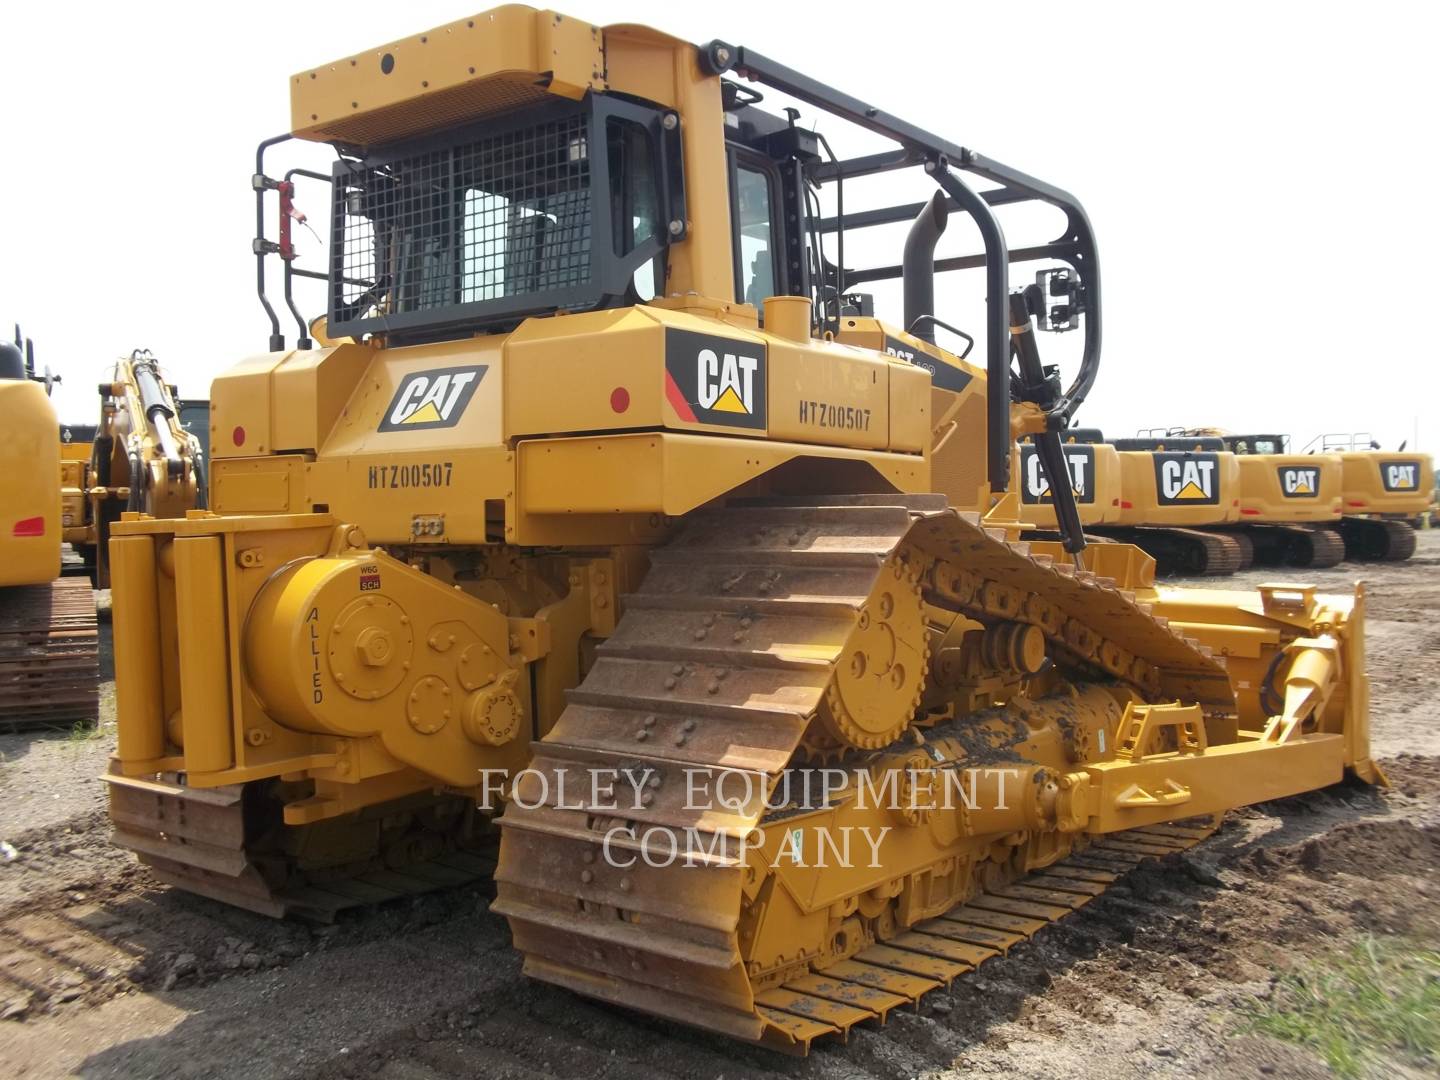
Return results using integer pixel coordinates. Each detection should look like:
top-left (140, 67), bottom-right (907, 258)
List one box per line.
top-left (1278, 465), bottom-right (1320, 498)
top-left (1154, 453), bottom-right (1220, 506)
top-left (379, 366), bottom-right (487, 432)
top-left (882, 334), bottom-right (973, 394)
top-left (1381, 460), bottom-right (1420, 492)
top-left (664, 328), bottom-right (767, 430)
top-left (1019, 444), bottom-right (1095, 505)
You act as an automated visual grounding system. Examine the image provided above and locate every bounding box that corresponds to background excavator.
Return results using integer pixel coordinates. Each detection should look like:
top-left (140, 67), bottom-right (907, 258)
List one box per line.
top-left (63, 350), bottom-right (207, 588)
top-left (1, 331), bottom-right (206, 728)
top-left (0, 329), bottom-right (98, 727)
top-left (1303, 432), bottom-right (1432, 561)
top-left (105, 7), bottom-right (1379, 1054)
top-left (1130, 429), bottom-right (1347, 569)
top-left (1014, 431), bottom-right (1247, 576)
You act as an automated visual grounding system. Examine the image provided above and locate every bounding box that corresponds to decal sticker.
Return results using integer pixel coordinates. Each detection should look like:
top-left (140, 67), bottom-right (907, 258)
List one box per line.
top-left (664, 329), bottom-right (766, 430)
top-left (378, 366), bottom-right (487, 432)
top-left (1380, 460), bottom-right (1421, 492)
top-left (883, 335), bottom-right (974, 394)
top-left (359, 564), bottom-right (381, 592)
top-left (1019, 444), bottom-right (1096, 505)
top-left (798, 401), bottom-right (872, 431)
top-left (1277, 465), bottom-right (1321, 498)
top-left (1153, 452), bottom-right (1220, 506)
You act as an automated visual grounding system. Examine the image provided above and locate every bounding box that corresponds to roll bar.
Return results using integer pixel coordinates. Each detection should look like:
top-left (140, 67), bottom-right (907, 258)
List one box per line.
top-left (701, 40), bottom-right (1101, 541)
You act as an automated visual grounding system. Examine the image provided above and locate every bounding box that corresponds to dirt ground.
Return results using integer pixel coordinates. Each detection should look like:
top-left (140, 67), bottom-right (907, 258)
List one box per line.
top-left (2, 537), bottom-right (1438, 1079)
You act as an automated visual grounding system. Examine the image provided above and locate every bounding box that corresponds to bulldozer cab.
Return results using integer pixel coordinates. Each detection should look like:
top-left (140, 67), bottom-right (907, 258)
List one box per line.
top-left (257, 8), bottom-right (1105, 547)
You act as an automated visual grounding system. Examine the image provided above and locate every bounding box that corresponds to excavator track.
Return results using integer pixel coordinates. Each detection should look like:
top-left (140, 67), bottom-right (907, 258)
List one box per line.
top-left (1229, 530), bottom-right (1255, 571)
top-left (1337, 518), bottom-right (1417, 562)
top-left (0, 577), bottom-right (99, 729)
top-left (1225, 524), bottom-right (1346, 570)
top-left (1093, 526), bottom-right (1243, 577)
top-left (494, 496), bottom-right (1235, 1051)
top-left (1280, 524), bottom-right (1346, 568)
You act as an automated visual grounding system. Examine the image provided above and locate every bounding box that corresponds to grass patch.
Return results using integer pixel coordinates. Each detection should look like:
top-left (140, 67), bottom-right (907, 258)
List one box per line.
top-left (66, 720), bottom-right (105, 744)
top-left (1249, 935), bottom-right (1440, 1076)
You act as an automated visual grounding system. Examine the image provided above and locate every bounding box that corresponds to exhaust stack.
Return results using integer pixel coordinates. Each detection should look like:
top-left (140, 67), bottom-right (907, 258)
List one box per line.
top-left (902, 192), bottom-right (949, 344)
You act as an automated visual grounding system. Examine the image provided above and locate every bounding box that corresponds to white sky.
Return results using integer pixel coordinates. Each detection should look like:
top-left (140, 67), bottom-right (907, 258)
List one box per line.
top-left (2, 1), bottom-right (1435, 452)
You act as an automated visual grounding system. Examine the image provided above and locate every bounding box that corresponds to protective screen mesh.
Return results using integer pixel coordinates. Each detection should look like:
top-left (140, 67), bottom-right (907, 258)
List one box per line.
top-left (333, 111), bottom-right (593, 322)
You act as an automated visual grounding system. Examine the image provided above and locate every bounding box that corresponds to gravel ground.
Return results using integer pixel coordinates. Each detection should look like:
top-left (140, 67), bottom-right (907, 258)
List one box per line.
top-left (1, 537), bottom-right (1437, 1079)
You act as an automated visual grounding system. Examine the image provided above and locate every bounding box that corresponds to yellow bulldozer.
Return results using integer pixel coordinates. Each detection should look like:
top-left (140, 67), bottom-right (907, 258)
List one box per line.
top-left (1304, 432), bottom-right (1431, 561)
top-left (105, 7), bottom-right (1381, 1053)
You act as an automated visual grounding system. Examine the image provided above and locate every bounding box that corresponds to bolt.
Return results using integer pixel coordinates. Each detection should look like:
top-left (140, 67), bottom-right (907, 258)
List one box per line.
top-left (662, 112), bottom-right (678, 130)
top-left (636, 729), bottom-right (649, 741)
top-left (707, 681), bottom-right (720, 695)
top-left (671, 665), bottom-right (684, 676)
top-left (664, 677), bottom-right (677, 690)
top-left (716, 46), bottom-right (731, 63)
top-left (668, 219), bottom-right (684, 236)
top-left (580, 869), bottom-right (593, 883)
top-left (674, 733), bottom-right (687, 747)
top-left (740, 617), bottom-right (752, 629)
top-left (582, 850), bottom-right (596, 864)
top-left (619, 878), bottom-right (632, 892)
top-left (643, 715), bottom-right (656, 728)
top-left (733, 631), bottom-right (745, 642)
top-left (693, 629), bottom-right (707, 641)
top-left (682, 719), bottom-right (696, 732)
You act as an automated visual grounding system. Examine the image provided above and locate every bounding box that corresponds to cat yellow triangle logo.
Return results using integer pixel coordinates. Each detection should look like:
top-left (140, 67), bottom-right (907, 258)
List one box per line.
top-left (400, 401), bottom-right (444, 425)
top-left (1292, 477), bottom-right (1313, 494)
top-left (712, 386), bottom-right (749, 414)
top-left (1175, 481), bottom-right (1208, 499)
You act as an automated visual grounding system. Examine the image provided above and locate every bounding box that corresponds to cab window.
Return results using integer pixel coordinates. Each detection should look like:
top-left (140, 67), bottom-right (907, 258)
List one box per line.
top-left (733, 163), bottom-right (776, 307)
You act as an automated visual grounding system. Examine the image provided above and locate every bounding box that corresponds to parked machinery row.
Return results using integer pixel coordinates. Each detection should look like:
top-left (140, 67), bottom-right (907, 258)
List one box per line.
top-left (0, 329), bottom-right (205, 727)
top-left (1016, 429), bottom-right (1431, 575)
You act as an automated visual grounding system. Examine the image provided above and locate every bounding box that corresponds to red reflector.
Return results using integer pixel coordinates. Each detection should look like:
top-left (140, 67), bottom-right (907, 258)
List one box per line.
top-left (1240, 508), bottom-right (1261, 516)
top-left (610, 387), bottom-right (631, 414)
top-left (1119, 500), bottom-right (1133, 509)
top-left (12, 516), bottom-right (44, 538)
top-left (233, 425), bottom-right (247, 447)
top-left (1346, 500), bottom-right (1367, 508)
